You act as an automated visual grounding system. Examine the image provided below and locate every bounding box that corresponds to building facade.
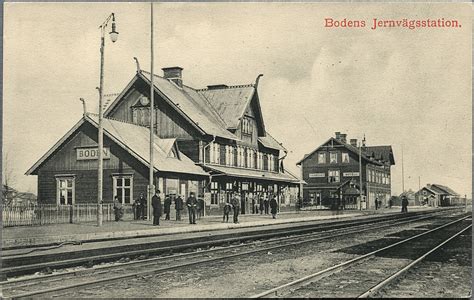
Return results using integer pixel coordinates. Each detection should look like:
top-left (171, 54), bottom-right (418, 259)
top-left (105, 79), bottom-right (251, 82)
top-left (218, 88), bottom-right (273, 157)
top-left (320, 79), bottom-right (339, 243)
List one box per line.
top-left (297, 132), bottom-right (395, 209)
top-left (415, 184), bottom-right (461, 207)
top-left (27, 67), bottom-right (300, 214)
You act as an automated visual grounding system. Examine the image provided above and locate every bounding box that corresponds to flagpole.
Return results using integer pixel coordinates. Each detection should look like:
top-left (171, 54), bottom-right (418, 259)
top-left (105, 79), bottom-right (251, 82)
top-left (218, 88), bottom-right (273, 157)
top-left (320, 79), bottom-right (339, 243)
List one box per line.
top-left (148, 2), bottom-right (155, 220)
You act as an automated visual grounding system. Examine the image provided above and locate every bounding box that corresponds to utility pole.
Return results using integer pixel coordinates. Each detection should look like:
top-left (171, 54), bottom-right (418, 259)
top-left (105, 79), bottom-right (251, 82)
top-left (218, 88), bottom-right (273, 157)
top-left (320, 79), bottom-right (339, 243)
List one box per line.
top-left (148, 2), bottom-right (155, 220)
top-left (401, 145), bottom-right (405, 193)
top-left (359, 141), bottom-right (363, 210)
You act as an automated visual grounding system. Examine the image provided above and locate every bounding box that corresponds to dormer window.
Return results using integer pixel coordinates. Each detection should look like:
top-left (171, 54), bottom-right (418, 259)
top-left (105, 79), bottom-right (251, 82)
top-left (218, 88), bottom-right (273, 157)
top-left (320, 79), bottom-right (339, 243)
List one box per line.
top-left (242, 117), bottom-right (252, 135)
top-left (168, 145), bottom-right (180, 159)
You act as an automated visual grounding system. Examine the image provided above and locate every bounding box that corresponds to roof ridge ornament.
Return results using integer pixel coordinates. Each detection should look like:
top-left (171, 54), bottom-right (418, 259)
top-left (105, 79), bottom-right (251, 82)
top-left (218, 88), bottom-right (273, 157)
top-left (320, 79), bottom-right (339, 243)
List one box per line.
top-left (133, 57), bottom-right (141, 73)
top-left (254, 74), bottom-right (264, 89)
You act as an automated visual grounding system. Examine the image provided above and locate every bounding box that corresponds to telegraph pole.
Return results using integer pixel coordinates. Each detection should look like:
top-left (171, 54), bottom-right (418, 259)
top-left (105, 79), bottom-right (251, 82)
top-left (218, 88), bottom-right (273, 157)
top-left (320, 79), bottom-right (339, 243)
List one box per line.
top-left (148, 2), bottom-right (155, 220)
top-left (359, 141), bottom-right (363, 210)
top-left (401, 145), bottom-right (405, 193)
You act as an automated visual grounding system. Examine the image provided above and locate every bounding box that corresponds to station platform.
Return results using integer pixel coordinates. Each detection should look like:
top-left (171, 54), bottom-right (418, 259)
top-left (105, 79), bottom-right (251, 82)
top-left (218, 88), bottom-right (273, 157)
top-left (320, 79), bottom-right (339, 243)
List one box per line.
top-left (1, 206), bottom-right (434, 249)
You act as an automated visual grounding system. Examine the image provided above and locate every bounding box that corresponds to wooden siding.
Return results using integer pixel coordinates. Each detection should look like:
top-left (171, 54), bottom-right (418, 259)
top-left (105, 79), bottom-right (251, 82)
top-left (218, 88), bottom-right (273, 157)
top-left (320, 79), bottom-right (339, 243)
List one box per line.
top-left (177, 140), bottom-right (201, 163)
top-left (106, 80), bottom-right (200, 140)
top-left (40, 124), bottom-right (133, 172)
top-left (37, 168), bottom-right (148, 204)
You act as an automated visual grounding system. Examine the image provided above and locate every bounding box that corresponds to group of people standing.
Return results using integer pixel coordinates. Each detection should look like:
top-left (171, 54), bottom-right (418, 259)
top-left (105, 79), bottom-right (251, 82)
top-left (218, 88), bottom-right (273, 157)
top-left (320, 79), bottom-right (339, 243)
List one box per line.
top-left (115, 190), bottom-right (280, 225)
top-left (225, 194), bottom-right (279, 223)
top-left (149, 190), bottom-right (204, 226)
top-left (251, 196), bottom-right (271, 215)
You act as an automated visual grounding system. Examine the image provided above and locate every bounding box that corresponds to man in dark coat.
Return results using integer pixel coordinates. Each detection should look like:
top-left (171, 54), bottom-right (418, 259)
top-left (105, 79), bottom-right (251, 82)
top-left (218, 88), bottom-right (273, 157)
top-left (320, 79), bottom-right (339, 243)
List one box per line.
top-left (223, 202), bottom-right (232, 223)
top-left (140, 193), bottom-right (147, 220)
top-left (175, 194), bottom-right (184, 221)
top-left (133, 193), bottom-right (144, 220)
top-left (231, 194), bottom-right (241, 224)
top-left (151, 190), bottom-right (162, 226)
top-left (401, 196), bottom-right (409, 213)
top-left (264, 197), bottom-right (269, 214)
top-left (186, 192), bottom-right (198, 224)
top-left (113, 196), bottom-right (123, 221)
top-left (270, 196), bottom-right (278, 219)
top-left (164, 195), bottom-right (171, 220)
top-left (259, 195), bottom-right (264, 215)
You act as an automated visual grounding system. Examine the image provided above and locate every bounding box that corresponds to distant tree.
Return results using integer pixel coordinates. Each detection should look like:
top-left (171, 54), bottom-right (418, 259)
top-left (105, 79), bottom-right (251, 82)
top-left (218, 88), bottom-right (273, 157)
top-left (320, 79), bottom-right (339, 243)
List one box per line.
top-left (2, 151), bottom-right (17, 206)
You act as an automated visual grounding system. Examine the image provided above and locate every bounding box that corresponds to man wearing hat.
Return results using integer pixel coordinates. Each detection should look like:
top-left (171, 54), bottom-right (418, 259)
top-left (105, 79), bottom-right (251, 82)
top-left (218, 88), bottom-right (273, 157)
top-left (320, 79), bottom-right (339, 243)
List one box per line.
top-left (186, 192), bottom-right (198, 224)
top-left (401, 195), bottom-right (408, 213)
top-left (151, 189), bottom-right (162, 225)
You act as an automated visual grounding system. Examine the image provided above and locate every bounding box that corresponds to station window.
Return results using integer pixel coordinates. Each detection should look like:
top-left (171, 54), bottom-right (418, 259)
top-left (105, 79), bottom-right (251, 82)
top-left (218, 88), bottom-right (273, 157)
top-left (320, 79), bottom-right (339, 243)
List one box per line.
top-left (242, 117), bottom-right (253, 135)
top-left (342, 153), bottom-right (349, 163)
top-left (211, 181), bottom-right (219, 205)
top-left (328, 170), bottom-right (340, 183)
top-left (113, 175), bottom-right (133, 204)
top-left (318, 152), bottom-right (326, 164)
top-left (56, 176), bottom-right (75, 205)
top-left (330, 152), bottom-right (338, 164)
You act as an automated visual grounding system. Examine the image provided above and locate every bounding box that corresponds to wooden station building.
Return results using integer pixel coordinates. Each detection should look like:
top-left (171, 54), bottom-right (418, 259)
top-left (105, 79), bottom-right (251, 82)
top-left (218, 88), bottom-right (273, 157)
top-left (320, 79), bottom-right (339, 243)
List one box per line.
top-left (415, 184), bottom-right (461, 207)
top-left (297, 132), bottom-right (395, 209)
top-left (26, 67), bottom-right (300, 214)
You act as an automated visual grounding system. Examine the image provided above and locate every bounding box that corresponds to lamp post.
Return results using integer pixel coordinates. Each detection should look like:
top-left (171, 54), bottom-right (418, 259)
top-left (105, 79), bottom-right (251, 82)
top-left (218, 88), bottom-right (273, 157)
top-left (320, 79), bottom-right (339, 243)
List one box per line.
top-left (97, 13), bottom-right (119, 227)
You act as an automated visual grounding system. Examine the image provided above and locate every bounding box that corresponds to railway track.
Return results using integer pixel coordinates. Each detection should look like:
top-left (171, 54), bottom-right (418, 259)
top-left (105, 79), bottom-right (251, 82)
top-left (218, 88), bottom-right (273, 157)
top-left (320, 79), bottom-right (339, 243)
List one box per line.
top-left (1, 210), bottom-right (455, 298)
top-left (249, 213), bottom-right (471, 298)
top-left (2, 209), bottom-right (456, 279)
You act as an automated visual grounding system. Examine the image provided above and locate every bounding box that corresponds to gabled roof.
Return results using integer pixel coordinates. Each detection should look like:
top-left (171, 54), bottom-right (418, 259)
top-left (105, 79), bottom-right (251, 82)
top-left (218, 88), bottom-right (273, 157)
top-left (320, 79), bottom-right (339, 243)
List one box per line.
top-left (196, 85), bottom-right (255, 130)
top-left (417, 186), bottom-right (441, 195)
top-left (365, 146), bottom-right (395, 165)
top-left (26, 114), bottom-right (209, 177)
top-left (140, 72), bottom-right (238, 141)
top-left (431, 184), bottom-right (459, 196)
top-left (426, 185), bottom-right (449, 195)
top-left (104, 72), bottom-right (238, 141)
top-left (258, 132), bottom-right (287, 152)
top-left (297, 137), bottom-right (384, 166)
top-left (103, 70), bottom-right (285, 151)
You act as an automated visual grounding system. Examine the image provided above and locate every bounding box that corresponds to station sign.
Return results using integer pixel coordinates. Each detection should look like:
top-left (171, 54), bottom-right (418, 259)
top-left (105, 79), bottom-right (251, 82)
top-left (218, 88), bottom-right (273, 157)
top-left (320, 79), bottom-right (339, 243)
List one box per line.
top-left (76, 147), bottom-right (111, 160)
top-left (309, 173), bottom-right (325, 178)
top-left (343, 172), bottom-right (360, 177)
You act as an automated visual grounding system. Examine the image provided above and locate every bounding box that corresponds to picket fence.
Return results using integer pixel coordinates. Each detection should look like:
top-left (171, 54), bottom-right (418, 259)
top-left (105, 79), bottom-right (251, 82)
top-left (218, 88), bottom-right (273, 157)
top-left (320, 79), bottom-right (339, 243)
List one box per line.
top-left (2, 203), bottom-right (135, 227)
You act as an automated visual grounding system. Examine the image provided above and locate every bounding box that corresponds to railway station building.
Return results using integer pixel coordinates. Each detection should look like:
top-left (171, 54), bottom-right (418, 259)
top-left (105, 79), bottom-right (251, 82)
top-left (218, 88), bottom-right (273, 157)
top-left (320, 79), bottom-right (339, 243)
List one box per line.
top-left (297, 132), bottom-right (395, 209)
top-left (26, 67), bottom-right (301, 215)
top-left (414, 184), bottom-right (461, 207)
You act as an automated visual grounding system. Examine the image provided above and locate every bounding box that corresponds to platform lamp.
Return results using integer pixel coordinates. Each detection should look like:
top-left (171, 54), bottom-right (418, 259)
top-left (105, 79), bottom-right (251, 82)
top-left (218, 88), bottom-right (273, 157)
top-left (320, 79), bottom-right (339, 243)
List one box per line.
top-left (97, 13), bottom-right (119, 227)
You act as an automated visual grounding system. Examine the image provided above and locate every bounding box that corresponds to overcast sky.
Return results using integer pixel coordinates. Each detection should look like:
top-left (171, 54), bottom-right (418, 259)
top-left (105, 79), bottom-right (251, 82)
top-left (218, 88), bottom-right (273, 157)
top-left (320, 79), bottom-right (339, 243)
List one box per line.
top-left (4, 3), bottom-right (471, 197)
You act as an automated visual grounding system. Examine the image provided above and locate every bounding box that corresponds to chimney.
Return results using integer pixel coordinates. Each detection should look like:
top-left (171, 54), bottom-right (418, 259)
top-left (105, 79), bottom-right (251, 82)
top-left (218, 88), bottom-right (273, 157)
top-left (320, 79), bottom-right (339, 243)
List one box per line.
top-left (335, 132), bottom-right (341, 140)
top-left (340, 133), bottom-right (347, 144)
top-left (162, 67), bottom-right (183, 87)
top-left (350, 139), bottom-right (358, 147)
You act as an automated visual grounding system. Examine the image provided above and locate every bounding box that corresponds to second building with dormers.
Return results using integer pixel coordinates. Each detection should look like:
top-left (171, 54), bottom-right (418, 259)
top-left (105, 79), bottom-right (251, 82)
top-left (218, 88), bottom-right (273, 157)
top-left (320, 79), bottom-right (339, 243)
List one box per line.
top-left (297, 132), bottom-right (395, 209)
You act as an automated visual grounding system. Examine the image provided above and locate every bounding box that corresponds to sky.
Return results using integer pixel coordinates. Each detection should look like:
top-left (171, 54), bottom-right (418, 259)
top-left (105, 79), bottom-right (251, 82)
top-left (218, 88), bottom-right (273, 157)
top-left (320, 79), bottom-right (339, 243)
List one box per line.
top-left (3, 2), bottom-right (472, 197)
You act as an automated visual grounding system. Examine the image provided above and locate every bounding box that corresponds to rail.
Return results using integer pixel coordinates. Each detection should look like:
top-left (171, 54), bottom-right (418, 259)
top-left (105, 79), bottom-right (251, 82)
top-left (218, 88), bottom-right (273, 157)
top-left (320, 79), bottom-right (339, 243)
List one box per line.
top-left (250, 214), bottom-right (471, 298)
